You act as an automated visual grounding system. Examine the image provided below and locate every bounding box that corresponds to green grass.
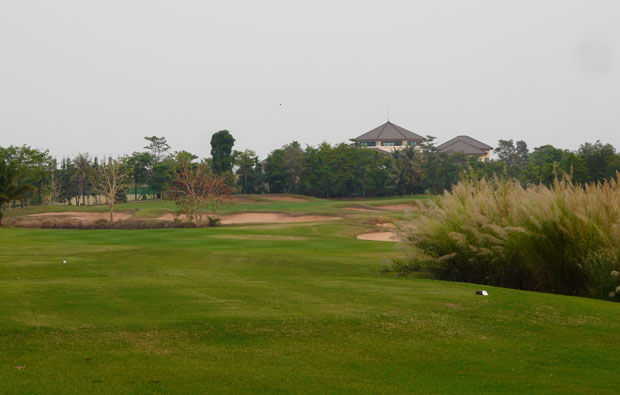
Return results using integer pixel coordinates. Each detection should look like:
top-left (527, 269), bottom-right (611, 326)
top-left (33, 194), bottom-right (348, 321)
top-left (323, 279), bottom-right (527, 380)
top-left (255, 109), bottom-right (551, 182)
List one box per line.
top-left (1, 197), bottom-right (619, 393)
top-left (2, 194), bottom-right (426, 218)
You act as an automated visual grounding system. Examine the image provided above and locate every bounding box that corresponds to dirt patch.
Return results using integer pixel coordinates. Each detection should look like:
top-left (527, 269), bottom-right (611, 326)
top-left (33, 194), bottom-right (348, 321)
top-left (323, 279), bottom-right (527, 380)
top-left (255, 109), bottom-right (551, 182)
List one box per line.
top-left (263, 195), bottom-right (309, 202)
top-left (28, 211), bottom-right (132, 223)
top-left (379, 204), bottom-right (415, 211)
top-left (160, 212), bottom-right (339, 225)
top-left (356, 232), bottom-right (400, 242)
top-left (376, 222), bottom-right (396, 228)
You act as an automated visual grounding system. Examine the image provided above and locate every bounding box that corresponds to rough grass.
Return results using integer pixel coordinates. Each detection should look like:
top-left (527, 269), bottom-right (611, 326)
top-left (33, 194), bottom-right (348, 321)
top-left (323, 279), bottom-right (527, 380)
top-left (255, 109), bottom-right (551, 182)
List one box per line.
top-left (399, 176), bottom-right (620, 300)
top-left (1, 198), bottom-right (619, 393)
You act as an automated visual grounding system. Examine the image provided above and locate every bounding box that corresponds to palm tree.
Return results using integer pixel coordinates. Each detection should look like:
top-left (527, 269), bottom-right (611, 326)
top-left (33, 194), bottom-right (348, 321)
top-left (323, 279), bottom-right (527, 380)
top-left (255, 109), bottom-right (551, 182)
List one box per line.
top-left (73, 153), bottom-right (91, 206)
top-left (391, 147), bottom-right (424, 195)
top-left (0, 157), bottom-right (33, 223)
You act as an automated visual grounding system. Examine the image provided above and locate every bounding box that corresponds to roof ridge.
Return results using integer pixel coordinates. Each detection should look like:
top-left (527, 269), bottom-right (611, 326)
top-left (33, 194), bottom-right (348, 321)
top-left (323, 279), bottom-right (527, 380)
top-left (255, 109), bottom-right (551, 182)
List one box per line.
top-left (438, 140), bottom-right (486, 154)
top-left (442, 140), bottom-right (481, 151)
top-left (377, 122), bottom-right (391, 139)
top-left (391, 122), bottom-right (408, 139)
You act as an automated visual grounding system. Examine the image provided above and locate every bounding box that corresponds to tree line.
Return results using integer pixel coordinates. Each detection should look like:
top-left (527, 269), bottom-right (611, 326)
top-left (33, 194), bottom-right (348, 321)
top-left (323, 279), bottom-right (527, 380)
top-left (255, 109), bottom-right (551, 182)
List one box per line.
top-left (3, 130), bottom-right (620, 216)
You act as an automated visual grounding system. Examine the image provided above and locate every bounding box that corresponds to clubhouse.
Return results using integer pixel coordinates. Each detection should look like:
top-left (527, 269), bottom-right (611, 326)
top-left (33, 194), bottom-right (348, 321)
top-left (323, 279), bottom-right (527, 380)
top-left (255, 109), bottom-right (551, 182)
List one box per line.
top-left (353, 121), bottom-right (493, 160)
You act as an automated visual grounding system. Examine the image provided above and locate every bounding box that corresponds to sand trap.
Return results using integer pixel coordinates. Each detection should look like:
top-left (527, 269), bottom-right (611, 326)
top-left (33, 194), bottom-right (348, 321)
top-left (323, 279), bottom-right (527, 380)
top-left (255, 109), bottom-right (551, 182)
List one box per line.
top-left (29, 211), bottom-right (132, 223)
top-left (220, 213), bottom-right (337, 224)
top-left (346, 207), bottom-right (383, 212)
top-left (379, 204), bottom-right (415, 211)
top-left (160, 212), bottom-right (339, 225)
top-left (356, 232), bottom-right (400, 242)
top-left (263, 195), bottom-right (309, 202)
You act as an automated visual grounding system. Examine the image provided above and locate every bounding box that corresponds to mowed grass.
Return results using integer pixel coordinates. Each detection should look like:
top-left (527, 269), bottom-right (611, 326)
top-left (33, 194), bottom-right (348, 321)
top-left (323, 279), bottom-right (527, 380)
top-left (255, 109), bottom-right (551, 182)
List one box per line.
top-left (1, 198), bottom-right (620, 393)
top-left (2, 194), bottom-right (427, 219)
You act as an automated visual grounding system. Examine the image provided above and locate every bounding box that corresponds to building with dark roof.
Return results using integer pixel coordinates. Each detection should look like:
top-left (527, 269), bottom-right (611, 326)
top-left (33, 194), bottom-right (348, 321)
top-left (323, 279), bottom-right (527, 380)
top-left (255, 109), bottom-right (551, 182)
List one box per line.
top-left (436, 135), bottom-right (493, 160)
top-left (352, 121), bottom-right (424, 152)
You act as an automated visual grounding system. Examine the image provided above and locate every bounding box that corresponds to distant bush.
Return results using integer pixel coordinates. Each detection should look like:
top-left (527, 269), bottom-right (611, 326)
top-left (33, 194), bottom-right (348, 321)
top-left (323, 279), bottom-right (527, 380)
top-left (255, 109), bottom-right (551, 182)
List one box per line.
top-left (397, 174), bottom-right (620, 301)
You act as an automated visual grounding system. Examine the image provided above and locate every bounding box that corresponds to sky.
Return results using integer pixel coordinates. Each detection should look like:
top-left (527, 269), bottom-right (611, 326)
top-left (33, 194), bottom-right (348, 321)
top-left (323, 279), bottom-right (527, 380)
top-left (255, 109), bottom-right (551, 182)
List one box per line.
top-left (1, 0), bottom-right (619, 160)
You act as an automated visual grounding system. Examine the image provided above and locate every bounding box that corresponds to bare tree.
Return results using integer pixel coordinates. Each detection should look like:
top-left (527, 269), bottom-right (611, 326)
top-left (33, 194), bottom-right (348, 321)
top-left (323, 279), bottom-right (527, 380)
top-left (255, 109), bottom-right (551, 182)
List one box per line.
top-left (91, 158), bottom-right (129, 222)
top-left (167, 164), bottom-right (232, 224)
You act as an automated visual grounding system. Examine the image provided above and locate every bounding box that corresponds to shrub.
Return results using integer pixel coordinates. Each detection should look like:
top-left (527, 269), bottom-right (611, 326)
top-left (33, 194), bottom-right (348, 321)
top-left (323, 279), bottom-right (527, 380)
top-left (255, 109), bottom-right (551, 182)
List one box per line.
top-left (207, 215), bottom-right (221, 227)
top-left (398, 174), bottom-right (620, 300)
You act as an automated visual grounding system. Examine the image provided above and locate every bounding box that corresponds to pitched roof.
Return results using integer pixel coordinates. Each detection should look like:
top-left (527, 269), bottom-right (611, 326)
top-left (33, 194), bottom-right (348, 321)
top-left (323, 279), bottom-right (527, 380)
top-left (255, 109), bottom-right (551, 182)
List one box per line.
top-left (354, 121), bottom-right (424, 141)
top-left (436, 135), bottom-right (493, 154)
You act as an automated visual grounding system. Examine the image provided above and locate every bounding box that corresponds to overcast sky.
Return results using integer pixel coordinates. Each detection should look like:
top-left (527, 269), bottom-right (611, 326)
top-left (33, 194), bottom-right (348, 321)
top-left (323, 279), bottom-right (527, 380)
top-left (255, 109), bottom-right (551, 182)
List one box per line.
top-left (1, 0), bottom-right (619, 160)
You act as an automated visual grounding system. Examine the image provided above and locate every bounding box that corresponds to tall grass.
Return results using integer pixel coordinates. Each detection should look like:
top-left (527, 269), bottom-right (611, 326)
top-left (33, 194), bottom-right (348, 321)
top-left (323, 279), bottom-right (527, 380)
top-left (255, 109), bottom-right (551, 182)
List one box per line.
top-left (400, 174), bottom-right (620, 300)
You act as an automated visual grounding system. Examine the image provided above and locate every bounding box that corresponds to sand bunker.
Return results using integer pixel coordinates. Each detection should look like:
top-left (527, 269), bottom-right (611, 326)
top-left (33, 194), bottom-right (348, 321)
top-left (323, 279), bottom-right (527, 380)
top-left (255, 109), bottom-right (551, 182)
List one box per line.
top-left (160, 212), bottom-right (339, 225)
top-left (356, 232), bottom-right (400, 242)
top-left (29, 211), bottom-right (132, 223)
top-left (220, 213), bottom-right (337, 224)
top-left (263, 195), bottom-right (309, 202)
top-left (379, 204), bottom-right (415, 211)
top-left (346, 207), bottom-right (383, 212)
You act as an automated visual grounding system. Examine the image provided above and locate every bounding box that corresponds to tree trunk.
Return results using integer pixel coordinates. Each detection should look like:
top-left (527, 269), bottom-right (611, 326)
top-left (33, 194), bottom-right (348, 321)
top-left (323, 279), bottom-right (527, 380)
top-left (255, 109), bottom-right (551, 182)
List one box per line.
top-left (109, 205), bottom-right (114, 222)
top-left (134, 180), bottom-right (138, 201)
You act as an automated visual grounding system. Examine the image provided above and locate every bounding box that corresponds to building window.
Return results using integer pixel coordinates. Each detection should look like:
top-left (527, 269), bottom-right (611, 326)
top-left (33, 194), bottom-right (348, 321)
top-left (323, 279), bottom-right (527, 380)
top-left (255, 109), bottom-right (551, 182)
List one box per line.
top-left (407, 141), bottom-right (419, 146)
top-left (382, 141), bottom-right (402, 146)
top-left (359, 141), bottom-right (376, 147)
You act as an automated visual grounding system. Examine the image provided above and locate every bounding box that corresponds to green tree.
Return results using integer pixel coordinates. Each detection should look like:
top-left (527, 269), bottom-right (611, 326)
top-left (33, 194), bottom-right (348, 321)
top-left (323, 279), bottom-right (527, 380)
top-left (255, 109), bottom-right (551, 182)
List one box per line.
top-left (148, 159), bottom-right (175, 198)
top-left (522, 145), bottom-right (568, 185)
top-left (73, 153), bottom-right (91, 206)
top-left (283, 142), bottom-right (306, 193)
top-left (577, 141), bottom-right (620, 183)
top-left (0, 155), bottom-right (33, 223)
top-left (234, 149), bottom-right (258, 194)
top-left (127, 152), bottom-right (154, 200)
top-left (391, 147), bottom-right (424, 195)
top-left (144, 136), bottom-right (170, 163)
top-left (264, 148), bottom-right (288, 193)
top-left (494, 139), bottom-right (529, 178)
top-left (174, 150), bottom-right (198, 167)
top-left (210, 130), bottom-right (235, 176)
top-left (0, 145), bottom-right (54, 206)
